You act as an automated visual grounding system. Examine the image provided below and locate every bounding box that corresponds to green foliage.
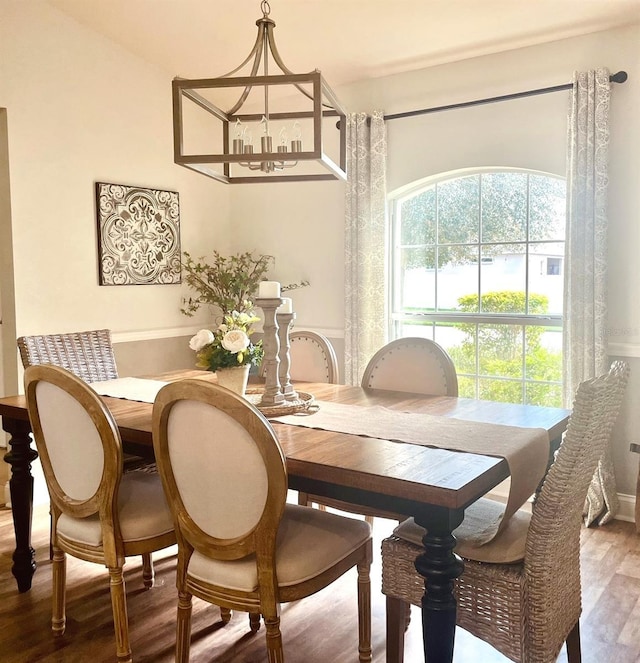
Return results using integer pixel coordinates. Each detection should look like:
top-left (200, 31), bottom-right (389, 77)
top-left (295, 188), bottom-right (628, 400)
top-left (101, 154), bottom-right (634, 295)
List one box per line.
top-left (181, 251), bottom-right (273, 317)
top-left (181, 250), bottom-right (310, 318)
top-left (449, 289), bottom-right (562, 406)
top-left (455, 291), bottom-right (549, 362)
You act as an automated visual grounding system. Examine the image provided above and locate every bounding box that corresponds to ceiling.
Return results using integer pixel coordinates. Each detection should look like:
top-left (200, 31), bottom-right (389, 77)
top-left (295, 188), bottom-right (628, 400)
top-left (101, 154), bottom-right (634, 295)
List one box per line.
top-left (48, 0), bottom-right (640, 86)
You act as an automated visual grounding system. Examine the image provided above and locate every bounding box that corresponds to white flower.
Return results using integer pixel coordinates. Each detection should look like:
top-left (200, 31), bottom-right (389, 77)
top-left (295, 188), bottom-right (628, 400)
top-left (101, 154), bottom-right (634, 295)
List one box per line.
top-left (221, 329), bottom-right (250, 354)
top-left (189, 329), bottom-right (214, 352)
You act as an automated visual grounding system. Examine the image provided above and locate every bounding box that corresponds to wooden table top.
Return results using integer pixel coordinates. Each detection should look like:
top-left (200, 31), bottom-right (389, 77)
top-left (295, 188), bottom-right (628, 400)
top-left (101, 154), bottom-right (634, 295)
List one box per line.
top-left (0, 369), bottom-right (570, 514)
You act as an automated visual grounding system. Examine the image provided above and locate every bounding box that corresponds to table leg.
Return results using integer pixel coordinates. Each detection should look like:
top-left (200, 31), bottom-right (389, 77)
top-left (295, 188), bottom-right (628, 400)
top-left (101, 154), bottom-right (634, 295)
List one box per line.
top-left (413, 507), bottom-right (464, 663)
top-left (3, 418), bottom-right (38, 592)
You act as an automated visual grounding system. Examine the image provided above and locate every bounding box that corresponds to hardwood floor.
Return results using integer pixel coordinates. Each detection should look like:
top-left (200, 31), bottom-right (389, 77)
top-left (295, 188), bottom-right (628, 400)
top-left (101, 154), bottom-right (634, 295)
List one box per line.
top-left (1, 503), bottom-right (640, 662)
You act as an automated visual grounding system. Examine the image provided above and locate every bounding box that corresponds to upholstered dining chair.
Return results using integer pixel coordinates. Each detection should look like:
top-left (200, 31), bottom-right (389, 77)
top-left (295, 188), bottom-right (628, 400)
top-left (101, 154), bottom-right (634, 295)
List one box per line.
top-left (152, 379), bottom-right (373, 663)
top-left (18, 329), bottom-right (153, 559)
top-left (288, 330), bottom-right (340, 383)
top-left (361, 337), bottom-right (458, 396)
top-left (381, 360), bottom-right (629, 663)
top-left (23, 365), bottom-right (176, 663)
top-left (304, 337), bottom-right (460, 524)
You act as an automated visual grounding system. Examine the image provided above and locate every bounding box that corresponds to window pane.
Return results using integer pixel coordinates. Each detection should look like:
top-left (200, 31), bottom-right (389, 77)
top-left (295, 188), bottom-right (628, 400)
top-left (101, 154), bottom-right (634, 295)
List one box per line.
top-left (480, 245), bottom-right (526, 312)
top-left (479, 378), bottom-right (523, 404)
top-left (398, 321), bottom-right (434, 339)
top-left (398, 247), bottom-right (436, 310)
top-left (528, 242), bottom-right (564, 315)
top-left (437, 176), bottom-right (479, 245)
top-left (457, 375), bottom-right (477, 399)
top-left (438, 246), bottom-right (479, 312)
top-left (529, 175), bottom-right (566, 241)
top-left (525, 382), bottom-right (562, 407)
top-left (481, 172), bottom-right (527, 243)
top-left (478, 324), bottom-right (524, 377)
top-left (525, 326), bottom-right (562, 381)
top-left (399, 188), bottom-right (436, 246)
top-left (447, 322), bottom-right (477, 374)
top-left (434, 322), bottom-right (466, 355)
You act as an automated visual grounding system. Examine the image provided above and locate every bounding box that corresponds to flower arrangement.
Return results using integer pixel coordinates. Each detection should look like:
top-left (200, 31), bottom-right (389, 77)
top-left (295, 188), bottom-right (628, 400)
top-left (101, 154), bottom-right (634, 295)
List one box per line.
top-left (181, 250), bottom-right (309, 374)
top-left (189, 308), bottom-right (264, 373)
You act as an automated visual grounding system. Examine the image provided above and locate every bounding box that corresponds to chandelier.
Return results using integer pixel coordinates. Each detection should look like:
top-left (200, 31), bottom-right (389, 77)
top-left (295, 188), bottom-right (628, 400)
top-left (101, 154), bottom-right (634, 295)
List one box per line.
top-left (172, 1), bottom-right (347, 184)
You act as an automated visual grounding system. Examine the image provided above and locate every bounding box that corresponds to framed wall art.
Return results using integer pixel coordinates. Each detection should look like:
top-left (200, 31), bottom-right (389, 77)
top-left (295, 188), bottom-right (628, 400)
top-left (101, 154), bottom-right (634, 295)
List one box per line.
top-left (95, 182), bottom-right (181, 285)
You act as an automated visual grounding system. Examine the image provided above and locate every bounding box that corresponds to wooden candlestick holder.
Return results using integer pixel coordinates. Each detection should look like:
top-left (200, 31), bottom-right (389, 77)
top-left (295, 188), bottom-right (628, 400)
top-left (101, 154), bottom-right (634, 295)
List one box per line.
top-left (277, 311), bottom-right (298, 401)
top-left (256, 297), bottom-right (285, 406)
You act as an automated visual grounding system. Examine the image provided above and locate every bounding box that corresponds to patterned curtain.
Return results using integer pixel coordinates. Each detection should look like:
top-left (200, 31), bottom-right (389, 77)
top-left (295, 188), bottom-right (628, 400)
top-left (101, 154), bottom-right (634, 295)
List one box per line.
top-left (563, 69), bottom-right (614, 525)
top-left (344, 111), bottom-right (388, 385)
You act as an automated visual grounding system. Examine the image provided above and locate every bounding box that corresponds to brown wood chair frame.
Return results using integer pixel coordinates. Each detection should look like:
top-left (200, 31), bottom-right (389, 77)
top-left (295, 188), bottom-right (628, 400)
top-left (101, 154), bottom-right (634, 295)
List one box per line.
top-left (24, 364), bottom-right (176, 663)
top-left (152, 379), bottom-right (373, 663)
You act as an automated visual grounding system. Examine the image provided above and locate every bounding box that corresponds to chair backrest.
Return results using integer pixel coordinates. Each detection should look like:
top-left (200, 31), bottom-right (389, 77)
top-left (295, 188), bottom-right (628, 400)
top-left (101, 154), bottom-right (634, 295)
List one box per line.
top-left (23, 364), bottom-right (122, 524)
top-left (526, 360), bottom-right (629, 565)
top-left (17, 329), bottom-right (119, 383)
top-left (289, 331), bottom-right (339, 384)
top-left (152, 379), bottom-right (287, 562)
top-left (361, 337), bottom-right (458, 396)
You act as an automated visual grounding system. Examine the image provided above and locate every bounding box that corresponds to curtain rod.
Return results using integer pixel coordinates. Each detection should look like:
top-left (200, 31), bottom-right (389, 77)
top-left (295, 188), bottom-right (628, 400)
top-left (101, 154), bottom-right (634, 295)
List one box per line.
top-left (384, 70), bottom-right (628, 122)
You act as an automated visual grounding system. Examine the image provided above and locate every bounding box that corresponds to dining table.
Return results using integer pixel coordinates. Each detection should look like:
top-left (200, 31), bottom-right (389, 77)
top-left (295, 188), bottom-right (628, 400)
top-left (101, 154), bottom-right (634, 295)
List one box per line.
top-left (0, 369), bottom-right (570, 663)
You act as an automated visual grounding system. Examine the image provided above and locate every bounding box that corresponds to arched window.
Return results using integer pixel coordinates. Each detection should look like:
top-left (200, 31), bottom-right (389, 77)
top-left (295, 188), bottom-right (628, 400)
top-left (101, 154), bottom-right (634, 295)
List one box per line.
top-left (389, 168), bottom-right (565, 406)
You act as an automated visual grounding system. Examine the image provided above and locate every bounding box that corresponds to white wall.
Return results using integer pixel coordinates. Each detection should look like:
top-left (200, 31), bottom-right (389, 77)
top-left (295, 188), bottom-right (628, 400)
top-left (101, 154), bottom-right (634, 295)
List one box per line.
top-left (0, 0), bottom-right (231, 382)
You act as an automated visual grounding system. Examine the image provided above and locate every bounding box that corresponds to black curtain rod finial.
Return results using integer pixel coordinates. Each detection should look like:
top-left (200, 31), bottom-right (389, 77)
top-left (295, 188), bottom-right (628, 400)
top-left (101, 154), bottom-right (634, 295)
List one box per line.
top-left (611, 70), bottom-right (628, 83)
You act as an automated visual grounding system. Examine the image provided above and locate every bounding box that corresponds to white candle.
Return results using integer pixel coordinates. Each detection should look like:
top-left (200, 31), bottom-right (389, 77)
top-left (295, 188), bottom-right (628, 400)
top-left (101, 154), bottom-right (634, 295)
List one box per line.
top-left (278, 297), bottom-right (293, 314)
top-left (258, 281), bottom-right (281, 298)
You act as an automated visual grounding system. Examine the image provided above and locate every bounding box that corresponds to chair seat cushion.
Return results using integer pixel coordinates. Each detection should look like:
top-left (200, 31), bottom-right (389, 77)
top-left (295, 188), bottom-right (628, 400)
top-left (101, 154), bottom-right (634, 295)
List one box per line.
top-left (393, 497), bottom-right (532, 564)
top-left (57, 472), bottom-right (174, 547)
top-left (188, 504), bottom-right (371, 592)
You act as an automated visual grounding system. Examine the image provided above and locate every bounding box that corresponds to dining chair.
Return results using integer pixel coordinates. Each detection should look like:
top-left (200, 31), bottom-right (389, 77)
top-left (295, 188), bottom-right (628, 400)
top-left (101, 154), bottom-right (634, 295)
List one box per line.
top-left (17, 329), bottom-right (119, 382)
top-left (289, 330), bottom-right (340, 383)
top-left (304, 337), bottom-right (460, 524)
top-left (152, 379), bottom-right (373, 663)
top-left (18, 329), bottom-right (154, 559)
top-left (381, 360), bottom-right (629, 663)
top-left (23, 364), bottom-right (176, 663)
top-left (18, 329), bottom-right (153, 476)
top-left (361, 337), bottom-right (459, 396)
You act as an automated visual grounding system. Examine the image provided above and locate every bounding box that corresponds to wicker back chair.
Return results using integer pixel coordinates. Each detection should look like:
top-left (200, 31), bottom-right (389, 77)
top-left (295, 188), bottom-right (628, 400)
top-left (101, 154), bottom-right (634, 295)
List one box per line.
top-left (381, 360), bottom-right (629, 663)
top-left (17, 329), bottom-right (119, 383)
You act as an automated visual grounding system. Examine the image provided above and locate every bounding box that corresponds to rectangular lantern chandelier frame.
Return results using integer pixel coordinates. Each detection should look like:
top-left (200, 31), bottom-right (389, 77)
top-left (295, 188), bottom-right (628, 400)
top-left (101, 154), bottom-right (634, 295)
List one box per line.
top-left (172, 72), bottom-right (347, 184)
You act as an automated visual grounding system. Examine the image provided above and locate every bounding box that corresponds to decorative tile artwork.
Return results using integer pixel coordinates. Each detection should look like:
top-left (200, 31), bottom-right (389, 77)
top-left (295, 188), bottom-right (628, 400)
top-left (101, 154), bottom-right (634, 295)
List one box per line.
top-left (95, 182), bottom-right (181, 285)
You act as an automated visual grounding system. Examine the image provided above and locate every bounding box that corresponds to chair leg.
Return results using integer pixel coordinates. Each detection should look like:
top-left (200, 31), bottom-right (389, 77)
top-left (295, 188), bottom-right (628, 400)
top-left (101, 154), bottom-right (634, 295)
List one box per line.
top-left (386, 596), bottom-right (407, 663)
top-left (141, 552), bottom-right (154, 588)
top-left (357, 558), bottom-right (372, 663)
top-left (297, 491), bottom-right (310, 506)
top-left (108, 565), bottom-right (132, 663)
top-left (220, 606), bottom-right (232, 623)
top-left (51, 547), bottom-right (66, 636)
top-left (176, 590), bottom-right (193, 663)
top-left (249, 612), bottom-right (261, 632)
top-left (263, 608), bottom-right (284, 663)
top-left (566, 620), bottom-right (582, 662)
top-left (365, 515), bottom-right (374, 526)
top-left (49, 508), bottom-right (54, 561)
